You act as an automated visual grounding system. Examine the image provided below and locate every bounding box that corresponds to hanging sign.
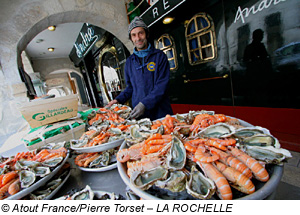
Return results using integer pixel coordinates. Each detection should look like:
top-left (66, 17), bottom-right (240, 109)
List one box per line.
top-left (69, 24), bottom-right (105, 66)
top-left (73, 23), bottom-right (99, 58)
top-left (141, 0), bottom-right (186, 27)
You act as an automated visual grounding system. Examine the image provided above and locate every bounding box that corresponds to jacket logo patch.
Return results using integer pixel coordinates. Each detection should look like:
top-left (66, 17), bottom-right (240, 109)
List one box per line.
top-left (147, 62), bottom-right (156, 72)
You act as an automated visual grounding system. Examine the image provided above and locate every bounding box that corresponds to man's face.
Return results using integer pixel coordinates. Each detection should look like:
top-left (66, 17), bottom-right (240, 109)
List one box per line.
top-left (130, 27), bottom-right (148, 51)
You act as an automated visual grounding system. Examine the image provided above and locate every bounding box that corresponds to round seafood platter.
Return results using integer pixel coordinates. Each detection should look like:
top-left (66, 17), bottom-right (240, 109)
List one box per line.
top-left (117, 111), bottom-right (290, 200)
top-left (3, 147), bottom-right (70, 200)
top-left (70, 138), bottom-right (124, 153)
top-left (70, 105), bottom-right (133, 153)
top-left (74, 146), bottom-right (119, 172)
top-left (78, 163), bottom-right (117, 172)
top-left (54, 185), bottom-right (126, 200)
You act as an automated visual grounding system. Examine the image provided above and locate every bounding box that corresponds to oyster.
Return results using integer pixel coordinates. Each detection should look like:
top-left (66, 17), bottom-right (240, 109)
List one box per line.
top-left (130, 125), bottom-right (151, 139)
top-left (243, 145), bottom-right (292, 165)
top-left (233, 126), bottom-right (270, 139)
top-left (198, 123), bottom-right (235, 138)
top-left (31, 166), bottom-right (51, 177)
top-left (137, 118), bottom-right (152, 128)
top-left (42, 157), bottom-right (63, 167)
top-left (241, 134), bottom-right (280, 148)
top-left (70, 138), bottom-right (89, 148)
top-left (130, 166), bottom-right (169, 190)
top-left (186, 166), bottom-right (216, 199)
top-left (89, 152), bottom-right (110, 167)
top-left (15, 160), bottom-right (40, 170)
top-left (71, 185), bottom-right (94, 200)
top-left (108, 128), bottom-right (122, 135)
top-left (166, 137), bottom-right (186, 170)
top-left (19, 170), bottom-right (36, 188)
top-left (155, 170), bottom-right (187, 192)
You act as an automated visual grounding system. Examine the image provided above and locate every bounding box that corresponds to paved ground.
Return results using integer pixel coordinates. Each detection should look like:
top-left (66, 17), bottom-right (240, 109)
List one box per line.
top-left (275, 150), bottom-right (300, 199)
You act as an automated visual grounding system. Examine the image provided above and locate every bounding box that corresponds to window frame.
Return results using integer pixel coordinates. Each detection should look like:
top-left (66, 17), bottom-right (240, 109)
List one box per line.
top-left (185, 13), bottom-right (217, 65)
top-left (155, 34), bottom-right (178, 71)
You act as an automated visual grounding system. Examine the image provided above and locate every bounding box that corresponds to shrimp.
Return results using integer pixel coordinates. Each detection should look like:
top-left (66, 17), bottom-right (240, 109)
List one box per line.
top-left (127, 156), bottom-right (165, 177)
top-left (190, 114), bottom-right (215, 131)
top-left (213, 114), bottom-right (227, 123)
top-left (205, 139), bottom-right (227, 151)
top-left (1, 171), bottom-right (18, 185)
top-left (117, 148), bottom-right (143, 162)
top-left (210, 147), bottom-right (252, 179)
top-left (0, 179), bottom-right (16, 200)
top-left (8, 178), bottom-right (21, 195)
top-left (194, 145), bottom-right (219, 163)
top-left (184, 141), bottom-right (198, 153)
top-left (198, 161), bottom-right (232, 200)
top-left (228, 147), bottom-right (269, 182)
top-left (214, 161), bottom-right (255, 194)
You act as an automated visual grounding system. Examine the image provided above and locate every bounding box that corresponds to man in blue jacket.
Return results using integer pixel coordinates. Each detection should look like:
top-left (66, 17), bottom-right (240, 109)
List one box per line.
top-left (106, 16), bottom-right (173, 120)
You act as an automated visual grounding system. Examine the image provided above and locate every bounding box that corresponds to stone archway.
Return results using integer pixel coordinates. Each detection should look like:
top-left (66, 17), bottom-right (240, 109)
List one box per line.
top-left (0, 0), bottom-right (133, 139)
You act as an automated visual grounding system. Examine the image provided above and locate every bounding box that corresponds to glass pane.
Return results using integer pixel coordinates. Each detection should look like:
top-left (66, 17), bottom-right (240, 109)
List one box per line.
top-left (197, 17), bottom-right (209, 30)
top-left (187, 20), bottom-right (196, 35)
top-left (166, 50), bottom-right (174, 58)
top-left (169, 59), bottom-right (175, 69)
top-left (200, 33), bottom-right (211, 46)
top-left (191, 50), bottom-right (200, 62)
top-left (202, 46), bottom-right (213, 59)
top-left (163, 37), bottom-right (171, 46)
top-left (158, 40), bottom-right (163, 49)
top-left (189, 38), bottom-right (198, 50)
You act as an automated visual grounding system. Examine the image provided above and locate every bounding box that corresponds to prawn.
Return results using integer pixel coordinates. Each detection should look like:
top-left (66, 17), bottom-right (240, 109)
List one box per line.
top-left (198, 161), bottom-right (232, 200)
top-left (194, 145), bottom-right (219, 163)
top-left (228, 147), bottom-right (269, 182)
top-left (214, 161), bottom-right (255, 194)
top-left (210, 147), bottom-right (252, 179)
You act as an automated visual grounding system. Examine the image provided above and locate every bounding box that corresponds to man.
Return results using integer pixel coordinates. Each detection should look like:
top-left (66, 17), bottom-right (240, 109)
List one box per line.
top-left (106, 16), bottom-right (173, 120)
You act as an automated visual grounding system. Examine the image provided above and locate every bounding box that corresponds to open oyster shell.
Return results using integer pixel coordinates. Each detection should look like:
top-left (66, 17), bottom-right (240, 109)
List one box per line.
top-left (166, 136), bottom-right (186, 170)
top-left (242, 145), bottom-right (292, 165)
top-left (130, 166), bottom-right (169, 190)
top-left (71, 185), bottom-right (94, 200)
top-left (19, 170), bottom-right (36, 188)
top-left (233, 126), bottom-right (270, 139)
top-left (155, 170), bottom-right (187, 192)
top-left (31, 166), bottom-right (51, 177)
top-left (241, 134), bottom-right (280, 148)
top-left (186, 166), bottom-right (216, 199)
top-left (197, 123), bottom-right (235, 138)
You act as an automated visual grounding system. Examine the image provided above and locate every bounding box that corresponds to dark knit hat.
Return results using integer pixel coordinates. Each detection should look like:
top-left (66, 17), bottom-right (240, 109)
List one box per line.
top-left (128, 16), bottom-right (148, 37)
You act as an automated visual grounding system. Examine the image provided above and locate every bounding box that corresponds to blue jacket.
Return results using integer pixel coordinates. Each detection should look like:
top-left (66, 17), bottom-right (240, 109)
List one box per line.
top-left (116, 45), bottom-right (173, 120)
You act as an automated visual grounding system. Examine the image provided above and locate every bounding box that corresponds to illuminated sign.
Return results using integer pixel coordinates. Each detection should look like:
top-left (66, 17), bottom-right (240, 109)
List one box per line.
top-left (141, 0), bottom-right (186, 27)
top-left (74, 23), bottom-right (99, 58)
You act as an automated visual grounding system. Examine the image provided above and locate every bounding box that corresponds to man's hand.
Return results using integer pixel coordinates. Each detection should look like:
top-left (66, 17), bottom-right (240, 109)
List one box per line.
top-left (130, 102), bottom-right (146, 119)
top-left (105, 99), bottom-right (118, 108)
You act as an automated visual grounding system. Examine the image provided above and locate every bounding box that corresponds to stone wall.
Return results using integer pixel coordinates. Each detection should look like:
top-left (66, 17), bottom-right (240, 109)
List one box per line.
top-left (0, 0), bottom-right (133, 144)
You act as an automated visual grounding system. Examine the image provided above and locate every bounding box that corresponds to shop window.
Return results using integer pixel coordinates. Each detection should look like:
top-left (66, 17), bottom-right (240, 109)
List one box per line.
top-left (185, 13), bottom-right (217, 65)
top-left (155, 34), bottom-right (178, 70)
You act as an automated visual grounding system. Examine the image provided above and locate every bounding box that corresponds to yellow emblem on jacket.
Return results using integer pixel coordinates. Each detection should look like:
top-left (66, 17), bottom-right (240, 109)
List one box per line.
top-left (147, 62), bottom-right (156, 72)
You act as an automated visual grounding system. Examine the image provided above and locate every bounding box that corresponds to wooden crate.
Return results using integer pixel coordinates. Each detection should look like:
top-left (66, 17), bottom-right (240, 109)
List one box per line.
top-left (19, 94), bottom-right (79, 128)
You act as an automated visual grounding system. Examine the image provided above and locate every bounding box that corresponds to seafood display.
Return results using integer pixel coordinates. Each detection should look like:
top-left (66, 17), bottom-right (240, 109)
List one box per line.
top-left (117, 111), bottom-right (292, 200)
top-left (74, 147), bottom-right (119, 172)
top-left (70, 105), bottom-right (132, 152)
top-left (23, 163), bottom-right (71, 200)
top-left (55, 185), bottom-right (125, 200)
top-left (0, 143), bottom-right (69, 200)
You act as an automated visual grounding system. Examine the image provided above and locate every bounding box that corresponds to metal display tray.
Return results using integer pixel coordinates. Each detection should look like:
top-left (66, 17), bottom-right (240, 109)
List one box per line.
top-left (6, 152), bottom-right (70, 200)
top-left (117, 116), bottom-right (284, 200)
